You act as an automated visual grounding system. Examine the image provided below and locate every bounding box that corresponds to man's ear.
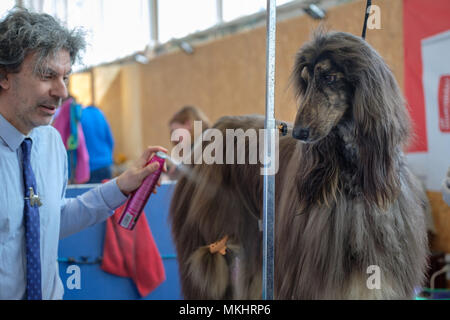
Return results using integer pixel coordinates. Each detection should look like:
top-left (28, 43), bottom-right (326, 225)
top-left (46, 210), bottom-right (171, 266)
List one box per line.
top-left (0, 69), bottom-right (10, 90)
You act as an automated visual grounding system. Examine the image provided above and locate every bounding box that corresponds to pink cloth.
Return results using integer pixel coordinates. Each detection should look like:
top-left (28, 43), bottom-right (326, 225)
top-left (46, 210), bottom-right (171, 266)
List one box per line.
top-left (53, 99), bottom-right (90, 184)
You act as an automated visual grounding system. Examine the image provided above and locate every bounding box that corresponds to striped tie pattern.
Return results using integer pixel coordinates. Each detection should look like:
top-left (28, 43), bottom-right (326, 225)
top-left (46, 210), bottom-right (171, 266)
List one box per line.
top-left (21, 138), bottom-right (42, 300)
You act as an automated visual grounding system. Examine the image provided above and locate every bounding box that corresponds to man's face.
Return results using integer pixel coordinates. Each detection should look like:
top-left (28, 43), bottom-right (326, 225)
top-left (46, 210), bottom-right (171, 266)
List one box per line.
top-left (0, 49), bottom-right (72, 134)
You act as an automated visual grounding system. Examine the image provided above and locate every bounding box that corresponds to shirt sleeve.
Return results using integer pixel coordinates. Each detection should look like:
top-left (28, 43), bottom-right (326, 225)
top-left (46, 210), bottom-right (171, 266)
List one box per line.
top-left (59, 178), bottom-right (128, 239)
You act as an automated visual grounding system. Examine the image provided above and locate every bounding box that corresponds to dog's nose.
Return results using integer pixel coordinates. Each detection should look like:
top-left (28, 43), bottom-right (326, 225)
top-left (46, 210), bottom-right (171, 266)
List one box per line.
top-left (292, 127), bottom-right (310, 141)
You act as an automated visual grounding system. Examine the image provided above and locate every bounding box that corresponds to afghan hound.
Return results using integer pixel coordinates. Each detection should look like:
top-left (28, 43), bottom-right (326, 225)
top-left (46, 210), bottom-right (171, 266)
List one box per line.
top-left (169, 31), bottom-right (429, 299)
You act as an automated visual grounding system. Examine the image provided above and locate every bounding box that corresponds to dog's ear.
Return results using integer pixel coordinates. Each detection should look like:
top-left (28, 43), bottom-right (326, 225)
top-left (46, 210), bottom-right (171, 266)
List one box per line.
top-left (352, 51), bottom-right (409, 209)
top-left (290, 53), bottom-right (308, 100)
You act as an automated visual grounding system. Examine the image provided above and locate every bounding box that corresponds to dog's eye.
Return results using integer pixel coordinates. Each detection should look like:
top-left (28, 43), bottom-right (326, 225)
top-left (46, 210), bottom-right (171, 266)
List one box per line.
top-left (324, 74), bottom-right (337, 85)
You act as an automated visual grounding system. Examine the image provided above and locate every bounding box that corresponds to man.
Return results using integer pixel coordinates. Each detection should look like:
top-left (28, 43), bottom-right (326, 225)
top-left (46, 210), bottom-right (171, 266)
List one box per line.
top-left (0, 8), bottom-right (166, 299)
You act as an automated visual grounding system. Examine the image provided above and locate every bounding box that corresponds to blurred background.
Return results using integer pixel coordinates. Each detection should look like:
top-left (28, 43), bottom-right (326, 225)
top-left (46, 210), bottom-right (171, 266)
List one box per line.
top-left (1, 0), bottom-right (449, 296)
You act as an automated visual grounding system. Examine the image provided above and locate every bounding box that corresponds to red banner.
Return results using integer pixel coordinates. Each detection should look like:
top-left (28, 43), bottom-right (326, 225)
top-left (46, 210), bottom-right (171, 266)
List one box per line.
top-left (403, 0), bottom-right (450, 152)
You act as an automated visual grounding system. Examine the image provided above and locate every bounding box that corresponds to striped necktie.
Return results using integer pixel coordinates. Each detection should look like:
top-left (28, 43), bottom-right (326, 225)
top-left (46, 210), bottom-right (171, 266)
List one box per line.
top-left (21, 138), bottom-right (42, 300)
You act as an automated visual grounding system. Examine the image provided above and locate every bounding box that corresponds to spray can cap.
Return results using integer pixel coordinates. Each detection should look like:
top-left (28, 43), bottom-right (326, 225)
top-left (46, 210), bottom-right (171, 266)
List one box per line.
top-left (155, 151), bottom-right (168, 159)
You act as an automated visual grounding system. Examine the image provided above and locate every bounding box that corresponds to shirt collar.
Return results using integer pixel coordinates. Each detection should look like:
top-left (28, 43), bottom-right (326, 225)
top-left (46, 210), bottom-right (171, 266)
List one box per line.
top-left (0, 112), bottom-right (31, 152)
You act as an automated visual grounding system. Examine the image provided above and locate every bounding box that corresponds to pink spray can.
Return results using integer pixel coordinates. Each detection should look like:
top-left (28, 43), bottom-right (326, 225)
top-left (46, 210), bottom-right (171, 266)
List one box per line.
top-left (118, 151), bottom-right (166, 230)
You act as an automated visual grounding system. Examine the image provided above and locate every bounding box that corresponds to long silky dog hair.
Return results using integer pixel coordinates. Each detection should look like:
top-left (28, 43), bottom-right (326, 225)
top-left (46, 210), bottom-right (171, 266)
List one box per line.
top-left (169, 31), bottom-right (429, 299)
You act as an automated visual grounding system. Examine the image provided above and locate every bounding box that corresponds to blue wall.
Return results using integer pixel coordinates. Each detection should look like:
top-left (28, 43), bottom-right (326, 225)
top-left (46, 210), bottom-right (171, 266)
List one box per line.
top-left (59, 183), bottom-right (181, 300)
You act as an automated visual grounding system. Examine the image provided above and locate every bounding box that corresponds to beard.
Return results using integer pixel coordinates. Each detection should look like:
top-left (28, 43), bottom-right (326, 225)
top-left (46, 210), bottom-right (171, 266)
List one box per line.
top-left (15, 98), bottom-right (61, 133)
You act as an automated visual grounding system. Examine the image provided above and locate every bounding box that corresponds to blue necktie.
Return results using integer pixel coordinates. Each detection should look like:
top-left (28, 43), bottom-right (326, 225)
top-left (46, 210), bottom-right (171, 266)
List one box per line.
top-left (21, 138), bottom-right (42, 300)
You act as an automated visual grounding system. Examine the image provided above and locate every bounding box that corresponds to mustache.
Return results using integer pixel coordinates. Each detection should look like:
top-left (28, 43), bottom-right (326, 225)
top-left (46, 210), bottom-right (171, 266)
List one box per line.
top-left (37, 98), bottom-right (62, 107)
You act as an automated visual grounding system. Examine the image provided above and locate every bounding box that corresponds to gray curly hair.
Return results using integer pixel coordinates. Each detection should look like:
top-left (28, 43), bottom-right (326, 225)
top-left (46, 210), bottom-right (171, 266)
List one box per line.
top-left (0, 7), bottom-right (86, 89)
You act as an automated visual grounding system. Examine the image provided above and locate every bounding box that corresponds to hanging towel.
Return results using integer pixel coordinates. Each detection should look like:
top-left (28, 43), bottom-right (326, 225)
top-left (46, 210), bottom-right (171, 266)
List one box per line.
top-left (53, 98), bottom-right (90, 183)
top-left (101, 201), bottom-right (166, 297)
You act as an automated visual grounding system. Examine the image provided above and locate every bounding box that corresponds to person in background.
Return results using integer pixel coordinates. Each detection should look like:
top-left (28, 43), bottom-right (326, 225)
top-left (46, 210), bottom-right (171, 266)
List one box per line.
top-left (0, 8), bottom-right (166, 299)
top-left (166, 105), bottom-right (210, 180)
top-left (81, 104), bottom-right (115, 183)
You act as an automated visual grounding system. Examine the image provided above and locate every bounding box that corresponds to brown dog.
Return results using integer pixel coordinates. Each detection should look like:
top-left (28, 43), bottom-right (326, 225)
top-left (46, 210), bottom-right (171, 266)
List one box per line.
top-left (169, 31), bottom-right (429, 299)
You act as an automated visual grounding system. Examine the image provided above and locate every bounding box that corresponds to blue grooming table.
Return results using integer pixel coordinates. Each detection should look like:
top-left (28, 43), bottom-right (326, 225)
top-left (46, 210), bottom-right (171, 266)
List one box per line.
top-left (58, 182), bottom-right (181, 300)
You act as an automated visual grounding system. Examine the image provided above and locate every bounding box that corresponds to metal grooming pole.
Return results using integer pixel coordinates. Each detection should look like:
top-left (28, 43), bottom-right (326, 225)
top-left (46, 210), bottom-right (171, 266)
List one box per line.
top-left (263, 0), bottom-right (276, 300)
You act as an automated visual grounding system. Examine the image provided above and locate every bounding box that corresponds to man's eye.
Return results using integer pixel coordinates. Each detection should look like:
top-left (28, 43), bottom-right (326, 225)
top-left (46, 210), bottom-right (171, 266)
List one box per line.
top-left (324, 74), bottom-right (337, 85)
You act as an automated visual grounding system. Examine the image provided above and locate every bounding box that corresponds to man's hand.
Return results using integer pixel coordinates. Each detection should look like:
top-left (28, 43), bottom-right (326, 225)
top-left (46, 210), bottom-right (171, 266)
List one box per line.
top-left (116, 146), bottom-right (168, 196)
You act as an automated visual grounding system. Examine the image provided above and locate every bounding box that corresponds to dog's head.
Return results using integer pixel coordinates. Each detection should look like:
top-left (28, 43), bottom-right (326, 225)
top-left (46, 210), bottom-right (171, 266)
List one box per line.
top-left (291, 32), bottom-right (356, 143)
top-left (292, 53), bottom-right (352, 143)
top-left (291, 31), bottom-right (409, 145)
top-left (291, 31), bottom-right (410, 207)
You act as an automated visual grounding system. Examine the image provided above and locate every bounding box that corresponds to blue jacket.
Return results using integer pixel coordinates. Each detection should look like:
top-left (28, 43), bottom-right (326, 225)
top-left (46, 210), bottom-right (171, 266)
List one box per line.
top-left (80, 106), bottom-right (114, 171)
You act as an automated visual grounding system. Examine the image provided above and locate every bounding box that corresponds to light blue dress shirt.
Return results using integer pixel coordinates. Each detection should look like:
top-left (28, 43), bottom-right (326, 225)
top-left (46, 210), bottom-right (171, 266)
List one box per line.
top-left (0, 113), bottom-right (128, 299)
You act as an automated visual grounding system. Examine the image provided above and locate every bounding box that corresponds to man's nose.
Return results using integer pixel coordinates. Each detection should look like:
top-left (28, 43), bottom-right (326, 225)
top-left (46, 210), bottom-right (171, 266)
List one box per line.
top-left (50, 79), bottom-right (68, 100)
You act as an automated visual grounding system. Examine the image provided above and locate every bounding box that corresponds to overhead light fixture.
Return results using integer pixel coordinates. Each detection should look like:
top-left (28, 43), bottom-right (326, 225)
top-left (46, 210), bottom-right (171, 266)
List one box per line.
top-left (134, 53), bottom-right (149, 64)
top-left (179, 41), bottom-right (194, 55)
top-left (304, 4), bottom-right (326, 20)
